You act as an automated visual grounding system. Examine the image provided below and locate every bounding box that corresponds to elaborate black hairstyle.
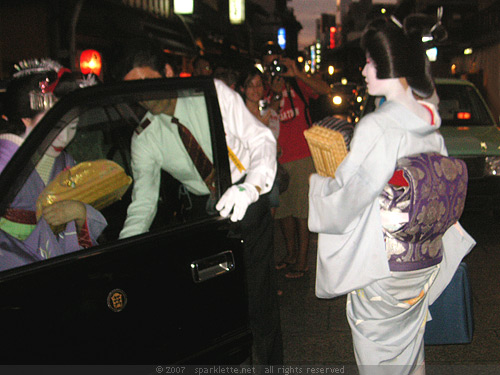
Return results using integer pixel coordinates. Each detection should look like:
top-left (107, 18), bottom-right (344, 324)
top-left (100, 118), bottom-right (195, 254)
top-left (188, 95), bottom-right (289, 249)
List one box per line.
top-left (361, 15), bottom-right (435, 98)
top-left (1, 59), bottom-right (97, 134)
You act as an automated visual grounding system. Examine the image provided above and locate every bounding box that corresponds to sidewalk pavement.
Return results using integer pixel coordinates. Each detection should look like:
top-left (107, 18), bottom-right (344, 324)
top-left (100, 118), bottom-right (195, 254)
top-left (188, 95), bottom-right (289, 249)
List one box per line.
top-left (273, 211), bottom-right (500, 372)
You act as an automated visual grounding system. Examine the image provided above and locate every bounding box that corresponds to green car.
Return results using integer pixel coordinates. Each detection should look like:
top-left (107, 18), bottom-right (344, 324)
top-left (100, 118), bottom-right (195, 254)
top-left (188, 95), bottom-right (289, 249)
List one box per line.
top-left (435, 78), bottom-right (500, 213)
top-left (361, 78), bottom-right (500, 213)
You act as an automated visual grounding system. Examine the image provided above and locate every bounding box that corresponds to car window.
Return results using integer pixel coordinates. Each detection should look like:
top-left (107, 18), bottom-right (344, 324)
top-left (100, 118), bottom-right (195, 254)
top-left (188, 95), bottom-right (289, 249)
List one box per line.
top-left (435, 83), bottom-right (495, 127)
top-left (0, 80), bottom-right (222, 272)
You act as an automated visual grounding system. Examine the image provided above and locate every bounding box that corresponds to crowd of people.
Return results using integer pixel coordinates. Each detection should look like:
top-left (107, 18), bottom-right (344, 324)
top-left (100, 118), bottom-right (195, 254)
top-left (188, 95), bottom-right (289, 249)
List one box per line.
top-left (0, 11), bottom-right (476, 374)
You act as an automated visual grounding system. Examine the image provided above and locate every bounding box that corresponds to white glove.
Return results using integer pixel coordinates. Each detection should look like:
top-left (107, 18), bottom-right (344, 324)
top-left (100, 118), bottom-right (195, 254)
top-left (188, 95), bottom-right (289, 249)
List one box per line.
top-left (216, 183), bottom-right (259, 222)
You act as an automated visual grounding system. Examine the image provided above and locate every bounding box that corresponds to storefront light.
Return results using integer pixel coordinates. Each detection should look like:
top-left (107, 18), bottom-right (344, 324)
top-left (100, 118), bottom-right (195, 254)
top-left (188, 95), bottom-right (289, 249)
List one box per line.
top-left (174, 0), bottom-right (193, 14)
top-left (229, 0), bottom-right (245, 24)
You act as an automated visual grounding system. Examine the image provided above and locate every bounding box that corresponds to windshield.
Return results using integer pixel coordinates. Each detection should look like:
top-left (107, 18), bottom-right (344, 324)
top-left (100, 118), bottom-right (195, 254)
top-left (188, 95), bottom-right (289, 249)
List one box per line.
top-left (435, 83), bottom-right (495, 127)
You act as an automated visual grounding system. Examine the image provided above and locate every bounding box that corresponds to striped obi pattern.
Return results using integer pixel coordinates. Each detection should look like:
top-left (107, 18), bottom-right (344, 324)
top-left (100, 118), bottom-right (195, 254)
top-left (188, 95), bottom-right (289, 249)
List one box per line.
top-left (380, 153), bottom-right (468, 271)
top-left (313, 115), bottom-right (354, 150)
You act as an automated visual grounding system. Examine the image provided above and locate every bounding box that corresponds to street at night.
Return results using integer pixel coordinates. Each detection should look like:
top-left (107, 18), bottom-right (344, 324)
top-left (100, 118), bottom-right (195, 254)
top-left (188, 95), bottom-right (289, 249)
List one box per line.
top-left (276, 210), bottom-right (500, 370)
top-left (1, 0), bottom-right (500, 371)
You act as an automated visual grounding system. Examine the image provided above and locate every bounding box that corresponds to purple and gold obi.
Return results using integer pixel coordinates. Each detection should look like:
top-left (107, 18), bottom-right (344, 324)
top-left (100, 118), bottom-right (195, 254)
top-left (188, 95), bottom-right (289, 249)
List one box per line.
top-left (379, 153), bottom-right (467, 272)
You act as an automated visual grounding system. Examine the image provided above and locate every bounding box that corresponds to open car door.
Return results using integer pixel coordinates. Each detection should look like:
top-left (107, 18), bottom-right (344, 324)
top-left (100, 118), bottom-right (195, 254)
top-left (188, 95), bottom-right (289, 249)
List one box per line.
top-left (0, 77), bottom-right (251, 364)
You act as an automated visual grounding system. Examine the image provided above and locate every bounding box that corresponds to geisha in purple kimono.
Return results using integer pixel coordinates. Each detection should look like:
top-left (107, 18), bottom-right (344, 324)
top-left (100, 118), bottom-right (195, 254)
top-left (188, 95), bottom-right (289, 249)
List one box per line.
top-left (0, 59), bottom-right (107, 271)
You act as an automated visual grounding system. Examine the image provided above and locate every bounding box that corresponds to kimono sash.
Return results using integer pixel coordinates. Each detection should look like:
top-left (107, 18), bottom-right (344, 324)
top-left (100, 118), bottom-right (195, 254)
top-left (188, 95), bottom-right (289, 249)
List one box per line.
top-left (379, 153), bottom-right (468, 271)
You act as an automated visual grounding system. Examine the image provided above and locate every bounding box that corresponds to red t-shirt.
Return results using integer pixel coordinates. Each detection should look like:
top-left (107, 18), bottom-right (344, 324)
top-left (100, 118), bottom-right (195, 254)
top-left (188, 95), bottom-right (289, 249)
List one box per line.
top-left (275, 80), bottom-right (318, 164)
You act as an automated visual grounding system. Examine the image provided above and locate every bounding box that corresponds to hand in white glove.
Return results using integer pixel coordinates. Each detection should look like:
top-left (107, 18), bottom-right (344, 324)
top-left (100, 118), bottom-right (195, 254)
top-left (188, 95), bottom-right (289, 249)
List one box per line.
top-left (216, 183), bottom-right (259, 222)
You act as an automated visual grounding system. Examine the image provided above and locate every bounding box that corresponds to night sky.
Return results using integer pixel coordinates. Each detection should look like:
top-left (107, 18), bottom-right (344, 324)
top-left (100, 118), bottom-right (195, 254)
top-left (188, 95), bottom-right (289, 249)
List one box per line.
top-left (289, 0), bottom-right (336, 50)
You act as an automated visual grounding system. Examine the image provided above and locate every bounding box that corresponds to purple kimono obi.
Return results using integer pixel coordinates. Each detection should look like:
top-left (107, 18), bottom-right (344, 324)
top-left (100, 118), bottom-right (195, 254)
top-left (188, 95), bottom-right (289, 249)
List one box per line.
top-left (379, 153), bottom-right (468, 272)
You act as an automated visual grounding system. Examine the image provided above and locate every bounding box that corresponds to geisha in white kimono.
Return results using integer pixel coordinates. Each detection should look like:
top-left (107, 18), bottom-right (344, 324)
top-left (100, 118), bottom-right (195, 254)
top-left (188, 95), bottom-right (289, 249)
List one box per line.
top-left (308, 16), bottom-right (476, 375)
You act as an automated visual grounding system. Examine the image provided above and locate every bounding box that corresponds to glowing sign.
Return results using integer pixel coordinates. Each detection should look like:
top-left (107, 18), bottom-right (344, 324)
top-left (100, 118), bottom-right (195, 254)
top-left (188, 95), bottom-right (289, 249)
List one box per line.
top-left (329, 27), bottom-right (336, 49)
top-left (229, 0), bottom-right (245, 24)
top-left (278, 28), bottom-right (286, 50)
top-left (310, 46), bottom-right (316, 74)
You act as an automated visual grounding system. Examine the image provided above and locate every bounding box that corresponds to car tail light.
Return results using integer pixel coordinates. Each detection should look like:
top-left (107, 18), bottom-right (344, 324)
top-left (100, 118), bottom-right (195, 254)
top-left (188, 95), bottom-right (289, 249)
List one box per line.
top-left (457, 112), bottom-right (471, 120)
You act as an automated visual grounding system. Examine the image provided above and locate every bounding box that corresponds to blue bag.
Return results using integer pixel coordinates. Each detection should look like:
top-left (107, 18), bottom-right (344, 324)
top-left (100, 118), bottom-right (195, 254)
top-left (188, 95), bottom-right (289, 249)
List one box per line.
top-left (424, 262), bottom-right (474, 345)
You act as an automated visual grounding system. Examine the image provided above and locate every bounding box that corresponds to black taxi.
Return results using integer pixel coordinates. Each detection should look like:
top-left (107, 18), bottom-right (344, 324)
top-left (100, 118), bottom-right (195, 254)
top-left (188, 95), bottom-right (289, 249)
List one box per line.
top-left (0, 77), bottom-right (251, 364)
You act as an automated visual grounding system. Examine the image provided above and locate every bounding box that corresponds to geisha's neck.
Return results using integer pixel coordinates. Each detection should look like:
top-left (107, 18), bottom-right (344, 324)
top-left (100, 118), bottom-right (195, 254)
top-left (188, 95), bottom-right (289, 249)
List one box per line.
top-left (36, 154), bottom-right (56, 185)
top-left (386, 83), bottom-right (432, 125)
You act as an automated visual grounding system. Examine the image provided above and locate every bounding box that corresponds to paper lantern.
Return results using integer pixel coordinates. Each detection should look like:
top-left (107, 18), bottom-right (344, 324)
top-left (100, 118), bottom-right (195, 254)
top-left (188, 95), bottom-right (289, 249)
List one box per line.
top-left (80, 49), bottom-right (102, 76)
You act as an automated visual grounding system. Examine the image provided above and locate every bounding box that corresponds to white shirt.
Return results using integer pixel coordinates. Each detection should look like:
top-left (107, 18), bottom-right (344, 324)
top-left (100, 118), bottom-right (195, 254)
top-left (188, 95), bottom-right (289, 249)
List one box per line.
top-left (119, 79), bottom-right (277, 238)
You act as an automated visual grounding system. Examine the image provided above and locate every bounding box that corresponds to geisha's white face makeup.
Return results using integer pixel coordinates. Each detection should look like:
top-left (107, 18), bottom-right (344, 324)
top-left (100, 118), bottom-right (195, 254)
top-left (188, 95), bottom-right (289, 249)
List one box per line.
top-left (362, 56), bottom-right (380, 95)
top-left (362, 54), bottom-right (402, 98)
top-left (45, 119), bottom-right (78, 157)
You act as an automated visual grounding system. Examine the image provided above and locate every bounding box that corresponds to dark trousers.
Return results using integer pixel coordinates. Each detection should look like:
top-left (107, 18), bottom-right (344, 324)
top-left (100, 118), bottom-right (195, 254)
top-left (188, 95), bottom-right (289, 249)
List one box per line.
top-left (239, 194), bottom-right (283, 365)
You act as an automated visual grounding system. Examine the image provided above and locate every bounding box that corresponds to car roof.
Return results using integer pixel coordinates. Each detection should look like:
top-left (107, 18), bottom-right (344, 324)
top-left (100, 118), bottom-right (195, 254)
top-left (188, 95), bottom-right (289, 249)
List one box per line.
top-left (434, 77), bottom-right (476, 87)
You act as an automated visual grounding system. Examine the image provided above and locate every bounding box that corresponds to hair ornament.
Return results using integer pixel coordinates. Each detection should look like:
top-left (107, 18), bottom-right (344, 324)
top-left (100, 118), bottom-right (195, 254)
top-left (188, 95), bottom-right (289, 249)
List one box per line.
top-left (13, 58), bottom-right (63, 79)
top-left (78, 74), bottom-right (98, 88)
top-left (430, 6), bottom-right (443, 33)
top-left (390, 15), bottom-right (404, 29)
top-left (12, 59), bottom-right (70, 112)
top-left (429, 7), bottom-right (448, 43)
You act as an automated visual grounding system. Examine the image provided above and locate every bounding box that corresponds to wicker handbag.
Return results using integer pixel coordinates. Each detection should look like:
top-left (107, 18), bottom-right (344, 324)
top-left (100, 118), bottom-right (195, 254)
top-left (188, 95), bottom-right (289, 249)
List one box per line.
top-left (36, 160), bottom-right (132, 233)
top-left (304, 125), bottom-right (348, 178)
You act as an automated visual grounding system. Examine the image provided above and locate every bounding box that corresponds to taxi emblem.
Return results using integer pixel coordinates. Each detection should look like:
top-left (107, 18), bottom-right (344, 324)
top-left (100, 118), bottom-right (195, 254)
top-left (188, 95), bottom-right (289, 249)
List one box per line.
top-left (107, 289), bottom-right (128, 312)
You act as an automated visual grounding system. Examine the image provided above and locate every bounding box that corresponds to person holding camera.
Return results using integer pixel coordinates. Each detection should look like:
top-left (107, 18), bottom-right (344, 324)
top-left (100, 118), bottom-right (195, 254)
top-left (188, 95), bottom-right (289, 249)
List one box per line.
top-left (261, 42), bottom-right (330, 279)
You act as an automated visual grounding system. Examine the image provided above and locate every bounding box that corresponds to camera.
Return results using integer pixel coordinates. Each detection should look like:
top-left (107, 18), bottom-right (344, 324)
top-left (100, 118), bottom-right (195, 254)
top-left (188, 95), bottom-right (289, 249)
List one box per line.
top-left (268, 59), bottom-right (288, 77)
top-left (259, 99), bottom-right (269, 116)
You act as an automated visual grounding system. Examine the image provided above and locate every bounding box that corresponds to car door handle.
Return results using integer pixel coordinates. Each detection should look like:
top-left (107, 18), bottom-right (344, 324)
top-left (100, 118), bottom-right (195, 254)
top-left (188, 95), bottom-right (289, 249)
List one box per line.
top-left (191, 251), bottom-right (235, 283)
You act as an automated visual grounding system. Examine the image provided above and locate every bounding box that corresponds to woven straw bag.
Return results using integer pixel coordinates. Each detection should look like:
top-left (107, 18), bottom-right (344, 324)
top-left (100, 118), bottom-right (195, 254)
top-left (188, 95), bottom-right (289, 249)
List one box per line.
top-left (304, 125), bottom-right (348, 178)
top-left (36, 159), bottom-right (132, 233)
